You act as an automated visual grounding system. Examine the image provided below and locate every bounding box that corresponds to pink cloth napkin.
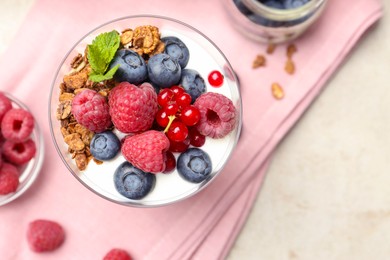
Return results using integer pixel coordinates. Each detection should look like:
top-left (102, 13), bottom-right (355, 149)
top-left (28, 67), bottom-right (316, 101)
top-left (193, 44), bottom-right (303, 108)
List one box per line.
top-left (0, 0), bottom-right (382, 259)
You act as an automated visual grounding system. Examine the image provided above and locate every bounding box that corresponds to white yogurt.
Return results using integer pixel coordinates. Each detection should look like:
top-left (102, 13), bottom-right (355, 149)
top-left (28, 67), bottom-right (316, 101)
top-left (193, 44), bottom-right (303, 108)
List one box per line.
top-left (57, 22), bottom-right (241, 207)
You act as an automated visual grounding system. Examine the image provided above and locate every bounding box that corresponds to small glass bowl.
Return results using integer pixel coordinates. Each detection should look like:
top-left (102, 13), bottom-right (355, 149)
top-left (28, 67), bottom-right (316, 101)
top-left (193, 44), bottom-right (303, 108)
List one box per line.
top-left (0, 93), bottom-right (45, 206)
top-left (49, 15), bottom-right (242, 207)
top-left (223, 0), bottom-right (327, 43)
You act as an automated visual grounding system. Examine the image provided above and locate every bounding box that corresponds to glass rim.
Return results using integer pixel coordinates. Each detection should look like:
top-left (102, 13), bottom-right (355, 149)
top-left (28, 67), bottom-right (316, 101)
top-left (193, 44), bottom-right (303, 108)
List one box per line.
top-left (242, 0), bottom-right (326, 21)
top-left (48, 14), bottom-right (243, 208)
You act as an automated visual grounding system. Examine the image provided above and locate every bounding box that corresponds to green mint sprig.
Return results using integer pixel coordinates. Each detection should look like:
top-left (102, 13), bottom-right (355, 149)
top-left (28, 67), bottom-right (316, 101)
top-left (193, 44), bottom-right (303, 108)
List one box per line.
top-left (87, 30), bottom-right (120, 82)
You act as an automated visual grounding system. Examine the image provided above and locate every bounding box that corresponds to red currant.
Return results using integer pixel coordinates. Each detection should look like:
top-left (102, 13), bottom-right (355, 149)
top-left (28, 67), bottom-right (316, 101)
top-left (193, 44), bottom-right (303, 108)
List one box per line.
top-left (155, 109), bottom-right (169, 127)
top-left (167, 121), bottom-right (188, 142)
top-left (176, 92), bottom-right (192, 109)
top-left (180, 105), bottom-right (201, 126)
top-left (189, 127), bottom-right (206, 147)
top-left (170, 85), bottom-right (185, 96)
top-left (158, 88), bottom-right (175, 107)
top-left (208, 70), bottom-right (224, 87)
top-left (165, 103), bottom-right (179, 116)
top-left (169, 137), bottom-right (190, 153)
top-left (163, 151), bottom-right (176, 173)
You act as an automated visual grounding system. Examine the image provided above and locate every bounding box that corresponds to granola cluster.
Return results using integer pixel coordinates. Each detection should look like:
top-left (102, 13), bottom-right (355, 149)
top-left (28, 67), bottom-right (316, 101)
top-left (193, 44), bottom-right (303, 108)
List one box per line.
top-left (56, 25), bottom-right (165, 170)
top-left (120, 25), bottom-right (165, 57)
top-left (251, 43), bottom-right (298, 100)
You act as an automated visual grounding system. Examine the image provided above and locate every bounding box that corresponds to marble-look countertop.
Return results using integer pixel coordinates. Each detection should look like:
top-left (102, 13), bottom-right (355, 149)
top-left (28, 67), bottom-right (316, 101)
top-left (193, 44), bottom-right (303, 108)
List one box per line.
top-left (1, 1), bottom-right (389, 259)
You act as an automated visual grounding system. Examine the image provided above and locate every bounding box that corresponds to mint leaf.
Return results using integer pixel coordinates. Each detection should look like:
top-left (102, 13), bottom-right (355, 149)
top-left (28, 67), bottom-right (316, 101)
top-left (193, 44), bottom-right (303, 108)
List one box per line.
top-left (89, 64), bottom-right (119, 83)
top-left (87, 30), bottom-right (120, 82)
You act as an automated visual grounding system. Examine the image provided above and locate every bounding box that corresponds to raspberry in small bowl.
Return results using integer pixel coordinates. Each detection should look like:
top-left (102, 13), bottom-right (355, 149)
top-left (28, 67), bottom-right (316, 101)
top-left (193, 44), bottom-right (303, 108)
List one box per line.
top-left (0, 92), bottom-right (44, 206)
top-left (49, 15), bottom-right (242, 207)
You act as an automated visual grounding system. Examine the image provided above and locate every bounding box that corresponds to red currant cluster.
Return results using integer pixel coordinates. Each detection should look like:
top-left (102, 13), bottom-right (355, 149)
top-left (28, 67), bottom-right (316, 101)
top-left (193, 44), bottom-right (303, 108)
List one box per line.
top-left (155, 86), bottom-right (206, 172)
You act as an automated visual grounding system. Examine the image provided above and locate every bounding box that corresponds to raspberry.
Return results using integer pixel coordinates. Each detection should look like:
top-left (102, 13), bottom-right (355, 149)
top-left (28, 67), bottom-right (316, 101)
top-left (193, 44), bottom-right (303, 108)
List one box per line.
top-left (109, 82), bottom-right (158, 133)
top-left (0, 92), bottom-right (12, 123)
top-left (1, 108), bottom-right (34, 142)
top-left (121, 130), bottom-right (169, 173)
top-left (0, 164), bottom-right (19, 195)
top-left (1, 162), bottom-right (19, 176)
top-left (27, 219), bottom-right (65, 252)
top-left (71, 89), bottom-right (112, 133)
top-left (194, 92), bottom-right (237, 139)
top-left (103, 248), bottom-right (132, 260)
top-left (2, 138), bottom-right (36, 165)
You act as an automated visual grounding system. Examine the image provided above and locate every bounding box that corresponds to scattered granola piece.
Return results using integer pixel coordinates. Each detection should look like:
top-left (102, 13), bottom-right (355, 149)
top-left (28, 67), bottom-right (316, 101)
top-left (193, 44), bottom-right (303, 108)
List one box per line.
top-left (266, 43), bottom-right (276, 54)
top-left (252, 55), bottom-right (266, 69)
top-left (271, 83), bottom-right (284, 100)
top-left (287, 43), bottom-right (297, 58)
top-left (285, 58), bottom-right (295, 75)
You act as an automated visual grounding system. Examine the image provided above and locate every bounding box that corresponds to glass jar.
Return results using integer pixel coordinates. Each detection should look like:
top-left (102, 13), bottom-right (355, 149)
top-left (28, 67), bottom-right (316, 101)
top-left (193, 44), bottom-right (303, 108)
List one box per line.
top-left (223, 0), bottom-right (327, 43)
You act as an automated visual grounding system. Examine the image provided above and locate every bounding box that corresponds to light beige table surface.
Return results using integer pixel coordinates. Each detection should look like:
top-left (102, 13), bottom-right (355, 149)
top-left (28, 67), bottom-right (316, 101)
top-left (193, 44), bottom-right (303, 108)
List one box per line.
top-left (1, 1), bottom-right (389, 259)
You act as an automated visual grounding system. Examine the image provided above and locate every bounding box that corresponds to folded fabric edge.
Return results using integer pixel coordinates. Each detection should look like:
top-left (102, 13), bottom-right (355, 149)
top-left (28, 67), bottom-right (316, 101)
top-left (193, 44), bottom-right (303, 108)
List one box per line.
top-left (148, 3), bottom-right (384, 260)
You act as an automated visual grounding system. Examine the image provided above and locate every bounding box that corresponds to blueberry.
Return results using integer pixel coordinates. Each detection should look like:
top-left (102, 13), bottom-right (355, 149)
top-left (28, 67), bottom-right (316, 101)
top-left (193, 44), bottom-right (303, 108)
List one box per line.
top-left (234, 0), bottom-right (253, 15)
top-left (147, 53), bottom-right (181, 88)
top-left (162, 36), bottom-right (190, 69)
top-left (259, 0), bottom-right (285, 9)
top-left (179, 69), bottom-right (206, 103)
top-left (284, 0), bottom-right (309, 9)
top-left (90, 131), bottom-right (120, 161)
top-left (177, 148), bottom-right (212, 183)
top-left (113, 161), bottom-right (156, 200)
top-left (108, 49), bottom-right (147, 84)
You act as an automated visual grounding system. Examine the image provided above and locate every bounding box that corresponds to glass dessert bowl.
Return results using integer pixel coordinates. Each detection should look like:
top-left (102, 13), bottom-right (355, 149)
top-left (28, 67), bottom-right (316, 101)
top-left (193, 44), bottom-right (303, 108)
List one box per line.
top-left (49, 15), bottom-right (242, 207)
top-left (0, 93), bottom-right (45, 206)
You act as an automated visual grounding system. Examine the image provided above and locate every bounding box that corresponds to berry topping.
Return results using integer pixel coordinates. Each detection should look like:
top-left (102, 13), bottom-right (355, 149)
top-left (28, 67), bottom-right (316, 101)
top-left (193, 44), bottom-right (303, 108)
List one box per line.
top-left (0, 92), bottom-right (12, 123)
top-left (147, 53), bottom-right (181, 89)
top-left (2, 138), bottom-right (36, 165)
top-left (90, 131), bottom-right (121, 161)
top-left (284, 0), bottom-right (309, 9)
top-left (189, 127), bottom-right (206, 147)
top-left (27, 219), bottom-right (65, 252)
top-left (169, 137), bottom-right (190, 153)
top-left (167, 121), bottom-right (188, 142)
top-left (104, 248), bottom-right (133, 260)
top-left (71, 89), bottom-right (112, 133)
top-left (161, 36), bottom-right (190, 68)
top-left (179, 69), bottom-right (206, 103)
top-left (114, 161), bottom-right (156, 200)
top-left (0, 164), bottom-right (19, 195)
top-left (177, 148), bottom-right (212, 183)
top-left (175, 92), bottom-right (192, 109)
top-left (194, 92), bottom-right (237, 139)
top-left (109, 82), bottom-right (158, 133)
top-left (155, 109), bottom-right (170, 128)
top-left (163, 151), bottom-right (176, 173)
top-left (157, 88), bottom-right (175, 107)
top-left (180, 105), bottom-right (200, 126)
top-left (261, 0), bottom-right (285, 9)
top-left (1, 108), bottom-right (34, 142)
top-left (170, 85), bottom-right (185, 96)
top-left (1, 162), bottom-right (19, 176)
top-left (108, 49), bottom-right (148, 84)
top-left (208, 70), bottom-right (224, 87)
top-left (121, 130), bottom-right (169, 173)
